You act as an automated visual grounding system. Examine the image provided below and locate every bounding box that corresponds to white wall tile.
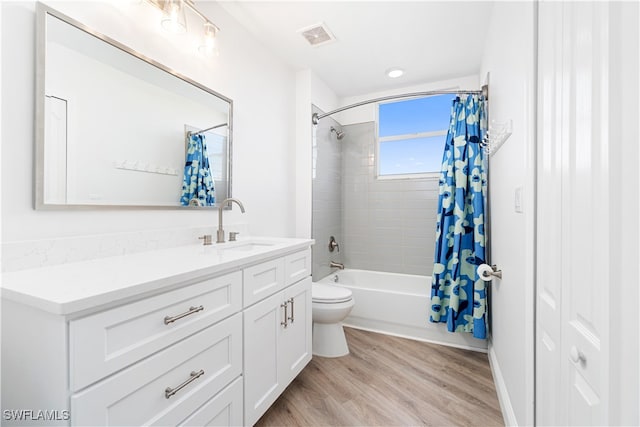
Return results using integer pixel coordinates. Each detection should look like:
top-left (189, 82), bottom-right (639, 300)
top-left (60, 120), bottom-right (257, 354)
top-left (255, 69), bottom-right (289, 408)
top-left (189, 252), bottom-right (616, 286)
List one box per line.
top-left (340, 121), bottom-right (439, 276)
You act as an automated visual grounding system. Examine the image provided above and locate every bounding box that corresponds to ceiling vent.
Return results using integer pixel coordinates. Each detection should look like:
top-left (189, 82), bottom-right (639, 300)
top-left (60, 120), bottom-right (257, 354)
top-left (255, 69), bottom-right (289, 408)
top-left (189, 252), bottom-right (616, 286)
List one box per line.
top-left (297, 23), bottom-right (336, 47)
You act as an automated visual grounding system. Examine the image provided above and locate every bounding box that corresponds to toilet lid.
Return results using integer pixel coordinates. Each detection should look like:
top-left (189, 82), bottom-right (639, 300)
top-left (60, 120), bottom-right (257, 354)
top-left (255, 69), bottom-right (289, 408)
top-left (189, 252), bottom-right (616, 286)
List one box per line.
top-left (312, 283), bottom-right (352, 303)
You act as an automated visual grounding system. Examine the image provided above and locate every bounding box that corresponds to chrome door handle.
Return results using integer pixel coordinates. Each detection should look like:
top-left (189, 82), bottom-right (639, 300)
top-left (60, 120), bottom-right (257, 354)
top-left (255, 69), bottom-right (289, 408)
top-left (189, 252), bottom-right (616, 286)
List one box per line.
top-left (165, 369), bottom-right (204, 399)
top-left (287, 298), bottom-right (295, 323)
top-left (281, 301), bottom-right (288, 328)
top-left (164, 305), bottom-right (204, 325)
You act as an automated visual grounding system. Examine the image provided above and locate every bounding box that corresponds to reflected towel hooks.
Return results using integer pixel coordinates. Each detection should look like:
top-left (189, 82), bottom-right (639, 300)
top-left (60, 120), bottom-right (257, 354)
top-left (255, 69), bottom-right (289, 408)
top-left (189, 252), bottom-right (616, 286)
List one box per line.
top-left (186, 122), bottom-right (228, 137)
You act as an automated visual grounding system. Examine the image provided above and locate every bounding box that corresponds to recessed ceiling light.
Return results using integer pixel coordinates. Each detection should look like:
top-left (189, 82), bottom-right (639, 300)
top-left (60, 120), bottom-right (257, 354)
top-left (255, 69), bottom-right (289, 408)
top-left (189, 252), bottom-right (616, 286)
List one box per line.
top-left (386, 68), bottom-right (404, 78)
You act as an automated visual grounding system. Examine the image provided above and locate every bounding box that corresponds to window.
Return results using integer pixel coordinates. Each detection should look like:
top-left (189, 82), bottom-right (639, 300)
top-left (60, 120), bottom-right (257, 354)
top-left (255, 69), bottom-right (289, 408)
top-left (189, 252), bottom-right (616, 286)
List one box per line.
top-left (377, 94), bottom-right (452, 178)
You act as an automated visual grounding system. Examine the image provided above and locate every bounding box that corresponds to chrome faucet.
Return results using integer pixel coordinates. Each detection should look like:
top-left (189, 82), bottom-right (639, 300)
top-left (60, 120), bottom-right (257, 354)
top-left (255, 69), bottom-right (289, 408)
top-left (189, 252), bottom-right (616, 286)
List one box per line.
top-left (217, 198), bottom-right (245, 243)
top-left (329, 261), bottom-right (344, 270)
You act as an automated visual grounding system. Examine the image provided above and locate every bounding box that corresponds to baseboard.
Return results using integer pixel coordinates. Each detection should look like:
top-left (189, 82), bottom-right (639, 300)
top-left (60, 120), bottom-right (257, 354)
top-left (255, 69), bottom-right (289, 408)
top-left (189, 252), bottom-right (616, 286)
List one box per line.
top-left (344, 323), bottom-right (488, 353)
top-left (488, 342), bottom-right (518, 426)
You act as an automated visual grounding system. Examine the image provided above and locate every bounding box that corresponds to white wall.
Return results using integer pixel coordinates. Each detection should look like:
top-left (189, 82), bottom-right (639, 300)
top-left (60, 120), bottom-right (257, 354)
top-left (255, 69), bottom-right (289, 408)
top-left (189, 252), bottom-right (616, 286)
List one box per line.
top-left (1, 1), bottom-right (296, 247)
top-left (479, 2), bottom-right (536, 426)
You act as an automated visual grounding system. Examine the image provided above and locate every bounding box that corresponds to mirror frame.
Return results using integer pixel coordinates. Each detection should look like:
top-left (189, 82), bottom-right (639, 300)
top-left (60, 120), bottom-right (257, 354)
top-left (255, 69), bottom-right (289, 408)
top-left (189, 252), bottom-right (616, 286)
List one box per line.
top-left (35, 2), bottom-right (233, 210)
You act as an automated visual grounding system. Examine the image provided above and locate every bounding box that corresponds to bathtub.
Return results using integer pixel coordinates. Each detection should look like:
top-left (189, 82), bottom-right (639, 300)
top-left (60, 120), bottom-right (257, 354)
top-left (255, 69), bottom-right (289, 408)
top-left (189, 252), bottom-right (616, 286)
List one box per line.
top-left (315, 269), bottom-right (487, 352)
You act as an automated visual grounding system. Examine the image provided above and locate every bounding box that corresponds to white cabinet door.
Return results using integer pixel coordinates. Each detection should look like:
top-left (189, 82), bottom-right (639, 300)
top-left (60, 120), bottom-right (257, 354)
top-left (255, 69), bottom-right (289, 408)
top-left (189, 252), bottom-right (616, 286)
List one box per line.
top-left (243, 276), bottom-right (313, 426)
top-left (243, 292), bottom-right (284, 426)
top-left (279, 277), bottom-right (312, 384)
top-left (537, 2), bottom-right (611, 425)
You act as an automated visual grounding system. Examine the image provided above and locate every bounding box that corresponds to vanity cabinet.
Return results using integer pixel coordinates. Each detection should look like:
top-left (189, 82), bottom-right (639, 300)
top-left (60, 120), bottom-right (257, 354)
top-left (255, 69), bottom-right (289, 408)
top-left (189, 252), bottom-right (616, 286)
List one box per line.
top-left (243, 277), bottom-right (312, 426)
top-left (1, 240), bottom-right (313, 427)
top-left (71, 314), bottom-right (243, 426)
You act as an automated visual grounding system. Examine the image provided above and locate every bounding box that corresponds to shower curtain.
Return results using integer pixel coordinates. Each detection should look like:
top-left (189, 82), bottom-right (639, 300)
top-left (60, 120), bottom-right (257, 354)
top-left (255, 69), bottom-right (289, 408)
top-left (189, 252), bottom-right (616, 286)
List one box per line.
top-left (429, 94), bottom-right (487, 339)
top-left (180, 133), bottom-right (216, 206)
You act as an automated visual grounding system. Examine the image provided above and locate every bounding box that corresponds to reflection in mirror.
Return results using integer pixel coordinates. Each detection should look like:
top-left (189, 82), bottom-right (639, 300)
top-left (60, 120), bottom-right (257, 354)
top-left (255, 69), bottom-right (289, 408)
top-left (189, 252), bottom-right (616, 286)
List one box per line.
top-left (37, 4), bottom-right (232, 208)
top-left (180, 123), bottom-right (229, 206)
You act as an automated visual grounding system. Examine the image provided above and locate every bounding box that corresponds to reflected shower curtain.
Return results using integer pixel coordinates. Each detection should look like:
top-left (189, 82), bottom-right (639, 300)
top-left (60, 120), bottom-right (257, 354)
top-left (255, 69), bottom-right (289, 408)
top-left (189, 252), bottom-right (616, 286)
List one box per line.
top-left (429, 95), bottom-right (487, 339)
top-left (180, 134), bottom-right (216, 206)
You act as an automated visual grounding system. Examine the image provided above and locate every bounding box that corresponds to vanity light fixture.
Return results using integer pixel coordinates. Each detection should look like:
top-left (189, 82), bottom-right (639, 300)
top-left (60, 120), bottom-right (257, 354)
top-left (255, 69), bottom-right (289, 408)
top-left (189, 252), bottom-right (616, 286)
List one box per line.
top-left (146, 0), bottom-right (220, 56)
top-left (198, 22), bottom-right (219, 57)
top-left (160, 0), bottom-right (187, 34)
top-left (386, 68), bottom-right (404, 78)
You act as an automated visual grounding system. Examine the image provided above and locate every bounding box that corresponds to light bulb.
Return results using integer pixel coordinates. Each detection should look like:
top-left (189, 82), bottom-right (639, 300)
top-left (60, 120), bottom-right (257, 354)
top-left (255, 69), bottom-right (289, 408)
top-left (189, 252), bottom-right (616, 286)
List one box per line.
top-left (161, 0), bottom-right (187, 34)
top-left (198, 22), bottom-right (219, 57)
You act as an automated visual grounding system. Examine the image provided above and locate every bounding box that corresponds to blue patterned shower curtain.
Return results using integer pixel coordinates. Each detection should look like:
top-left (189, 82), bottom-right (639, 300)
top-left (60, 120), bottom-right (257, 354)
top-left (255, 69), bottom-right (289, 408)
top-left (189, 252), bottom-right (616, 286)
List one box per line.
top-left (180, 134), bottom-right (216, 206)
top-left (429, 95), bottom-right (487, 339)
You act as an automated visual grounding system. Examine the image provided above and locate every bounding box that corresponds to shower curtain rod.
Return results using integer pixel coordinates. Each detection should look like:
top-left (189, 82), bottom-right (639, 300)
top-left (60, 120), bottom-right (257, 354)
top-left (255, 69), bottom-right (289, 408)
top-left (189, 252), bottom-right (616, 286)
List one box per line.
top-left (187, 122), bottom-right (228, 137)
top-left (311, 85), bottom-right (489, 124)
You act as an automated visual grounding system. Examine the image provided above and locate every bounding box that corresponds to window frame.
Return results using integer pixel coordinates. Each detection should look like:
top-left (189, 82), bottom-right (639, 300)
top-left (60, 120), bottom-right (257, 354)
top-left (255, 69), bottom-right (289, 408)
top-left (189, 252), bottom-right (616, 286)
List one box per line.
top-left (375, 94), bottom-right (452, 180)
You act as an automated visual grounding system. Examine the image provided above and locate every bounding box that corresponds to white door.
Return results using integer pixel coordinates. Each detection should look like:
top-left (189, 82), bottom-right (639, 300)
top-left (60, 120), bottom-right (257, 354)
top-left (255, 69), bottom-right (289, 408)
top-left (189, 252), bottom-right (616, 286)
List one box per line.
top-left (536, 2), bottom-right (610, 425)
top-left (279, 277), bottom-right (312, 384)
top-left (535, 3), bottom-right (564, 424)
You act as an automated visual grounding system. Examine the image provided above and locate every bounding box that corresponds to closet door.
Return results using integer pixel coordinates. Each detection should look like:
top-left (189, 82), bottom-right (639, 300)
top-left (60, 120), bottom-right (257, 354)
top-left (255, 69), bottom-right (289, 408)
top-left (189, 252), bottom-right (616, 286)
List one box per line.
top-left (537, 2), bottom-right (611, 425)
top-left (535, 2), bottom-right (564, 424)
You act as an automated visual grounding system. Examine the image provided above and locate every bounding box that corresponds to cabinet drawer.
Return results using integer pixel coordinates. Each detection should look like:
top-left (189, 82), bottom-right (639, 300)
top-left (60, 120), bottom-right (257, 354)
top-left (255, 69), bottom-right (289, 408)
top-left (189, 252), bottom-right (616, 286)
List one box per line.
top-left (243, 258), bottom-right (285, 307)
top-left (69, 271), bottom-right (242, 391)
top-left (178, 377), bottom-right (243, 426)
top-left (71, 313), bottom-right (242, 426)
top-left (284, 249), bottom-right (311, 286)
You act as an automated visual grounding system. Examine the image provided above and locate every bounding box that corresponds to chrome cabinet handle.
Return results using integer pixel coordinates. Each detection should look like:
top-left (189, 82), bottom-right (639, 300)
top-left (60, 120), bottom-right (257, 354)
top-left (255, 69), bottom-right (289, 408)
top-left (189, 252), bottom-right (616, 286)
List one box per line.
top-left (287, 298), bottom-right (295, 323)
top-left (164, 305), bottom-right (204, 325)
top-left (281, 301), bottom-right (288, 328)
top-left (165, 370), bottom-right (204, 399)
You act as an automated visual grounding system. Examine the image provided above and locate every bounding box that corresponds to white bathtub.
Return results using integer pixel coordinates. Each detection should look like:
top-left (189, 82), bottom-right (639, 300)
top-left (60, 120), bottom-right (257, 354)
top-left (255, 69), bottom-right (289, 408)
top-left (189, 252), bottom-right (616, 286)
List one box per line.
top-left (315, 269), bottom-right (487, 352)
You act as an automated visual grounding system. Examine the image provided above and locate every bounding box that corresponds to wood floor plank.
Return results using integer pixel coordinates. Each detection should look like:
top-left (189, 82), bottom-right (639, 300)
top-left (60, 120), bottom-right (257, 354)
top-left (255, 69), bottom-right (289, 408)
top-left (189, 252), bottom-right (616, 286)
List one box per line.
top-left (256, 327), bottom-right (504, 427)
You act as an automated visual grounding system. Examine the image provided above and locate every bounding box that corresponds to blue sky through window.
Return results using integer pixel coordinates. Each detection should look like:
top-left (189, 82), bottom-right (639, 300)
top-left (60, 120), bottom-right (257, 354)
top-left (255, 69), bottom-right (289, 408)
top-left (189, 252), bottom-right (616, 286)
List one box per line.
top-left (378, 94), bottom-right (453, 137)
top-left (378, 94), bottom-right (454, 176)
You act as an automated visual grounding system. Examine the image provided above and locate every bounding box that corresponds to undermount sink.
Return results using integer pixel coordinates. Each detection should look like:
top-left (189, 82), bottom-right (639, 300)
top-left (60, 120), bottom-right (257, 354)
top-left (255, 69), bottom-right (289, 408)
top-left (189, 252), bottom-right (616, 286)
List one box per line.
top-left (220, 242), bottom-right (276, 252)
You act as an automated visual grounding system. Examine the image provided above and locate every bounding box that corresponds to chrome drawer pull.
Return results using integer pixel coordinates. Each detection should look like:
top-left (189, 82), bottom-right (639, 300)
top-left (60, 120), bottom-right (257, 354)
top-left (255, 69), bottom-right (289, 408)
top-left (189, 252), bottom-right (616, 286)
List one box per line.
top-left (164, 305), bottom-right (204, 325)
top-left (287, 298), bottom-right (295, 323)
top-left (165, 369), bottom-right (205, 399)
top-left (281, 302), bottom-right (288, 328)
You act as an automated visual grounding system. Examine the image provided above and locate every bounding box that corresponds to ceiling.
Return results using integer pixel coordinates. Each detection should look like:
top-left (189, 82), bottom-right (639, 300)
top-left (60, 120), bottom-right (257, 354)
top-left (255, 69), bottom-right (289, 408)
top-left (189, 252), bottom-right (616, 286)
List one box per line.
top-left (216, 1), bottom-right (494, 97)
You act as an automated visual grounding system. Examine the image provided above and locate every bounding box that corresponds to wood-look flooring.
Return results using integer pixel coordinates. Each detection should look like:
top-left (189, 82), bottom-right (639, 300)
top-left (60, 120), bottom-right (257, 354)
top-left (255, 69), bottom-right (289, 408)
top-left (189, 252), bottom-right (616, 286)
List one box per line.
top-left (255, 327), bottom-right (504, 427)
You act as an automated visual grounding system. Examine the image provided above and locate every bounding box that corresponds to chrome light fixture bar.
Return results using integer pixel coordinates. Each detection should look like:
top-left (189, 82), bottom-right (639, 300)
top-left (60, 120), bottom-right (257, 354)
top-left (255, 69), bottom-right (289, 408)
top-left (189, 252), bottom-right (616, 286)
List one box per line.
top-left (146, 0), bottom-right (220, 56)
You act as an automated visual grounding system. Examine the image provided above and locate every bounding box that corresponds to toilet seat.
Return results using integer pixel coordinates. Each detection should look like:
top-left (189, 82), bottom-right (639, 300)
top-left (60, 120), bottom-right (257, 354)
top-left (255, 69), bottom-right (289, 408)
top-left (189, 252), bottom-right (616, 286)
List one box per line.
top-left (312, 283), bottom-right (352, 303)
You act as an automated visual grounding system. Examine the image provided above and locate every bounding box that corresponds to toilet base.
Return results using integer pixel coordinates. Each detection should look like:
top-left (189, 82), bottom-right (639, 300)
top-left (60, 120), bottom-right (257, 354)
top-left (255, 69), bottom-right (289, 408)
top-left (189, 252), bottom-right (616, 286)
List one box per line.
top-left (312, 322), bottom-right (349, 357)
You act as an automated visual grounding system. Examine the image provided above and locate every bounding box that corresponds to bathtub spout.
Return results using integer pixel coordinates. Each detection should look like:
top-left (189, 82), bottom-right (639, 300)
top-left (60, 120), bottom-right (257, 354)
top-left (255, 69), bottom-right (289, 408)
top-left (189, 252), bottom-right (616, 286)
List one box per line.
top-left (330, 261), bottom-right (345, 270)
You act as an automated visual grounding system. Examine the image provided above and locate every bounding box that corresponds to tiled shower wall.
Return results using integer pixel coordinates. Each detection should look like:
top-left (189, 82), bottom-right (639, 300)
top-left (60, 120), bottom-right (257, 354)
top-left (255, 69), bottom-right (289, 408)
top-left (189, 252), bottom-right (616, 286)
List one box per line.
top-left (311, 105), bottom-right (343, 281)
top-left (341, 122), bottom-right (439, 276)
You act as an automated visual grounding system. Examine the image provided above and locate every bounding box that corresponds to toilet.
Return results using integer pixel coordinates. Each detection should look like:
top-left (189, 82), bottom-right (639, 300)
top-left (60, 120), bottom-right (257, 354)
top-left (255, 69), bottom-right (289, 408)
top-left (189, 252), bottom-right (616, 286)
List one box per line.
top-left (311, 282), bottom-right (355, 357)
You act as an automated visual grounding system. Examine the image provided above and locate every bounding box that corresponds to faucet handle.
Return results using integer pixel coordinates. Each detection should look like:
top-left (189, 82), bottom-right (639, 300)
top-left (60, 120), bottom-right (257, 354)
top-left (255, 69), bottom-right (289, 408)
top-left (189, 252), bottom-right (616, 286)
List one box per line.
top-left (198, 234), bottom-right (212, 246)
top-left (328, 236), bottom-right (340, 253)
top-left (229, 232), bottom-right (240, 242)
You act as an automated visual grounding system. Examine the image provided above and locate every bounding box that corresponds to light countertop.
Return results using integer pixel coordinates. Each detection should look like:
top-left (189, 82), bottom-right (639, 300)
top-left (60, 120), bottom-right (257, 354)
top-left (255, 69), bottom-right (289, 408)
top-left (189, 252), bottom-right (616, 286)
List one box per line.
top-left (1, 237), bottom-right (314, 316)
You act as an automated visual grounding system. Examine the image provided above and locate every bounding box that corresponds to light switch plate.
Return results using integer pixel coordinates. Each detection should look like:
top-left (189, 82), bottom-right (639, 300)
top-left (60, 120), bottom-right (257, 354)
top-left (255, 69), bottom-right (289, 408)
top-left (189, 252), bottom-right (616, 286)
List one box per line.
top-left (515, 187), bottom-right (523, 213)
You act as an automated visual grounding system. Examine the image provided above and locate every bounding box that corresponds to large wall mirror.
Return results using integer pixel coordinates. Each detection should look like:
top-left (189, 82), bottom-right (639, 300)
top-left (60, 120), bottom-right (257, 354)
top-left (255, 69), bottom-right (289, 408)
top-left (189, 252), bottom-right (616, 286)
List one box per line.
top-left (35, 3), bottom-right (232, 209)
